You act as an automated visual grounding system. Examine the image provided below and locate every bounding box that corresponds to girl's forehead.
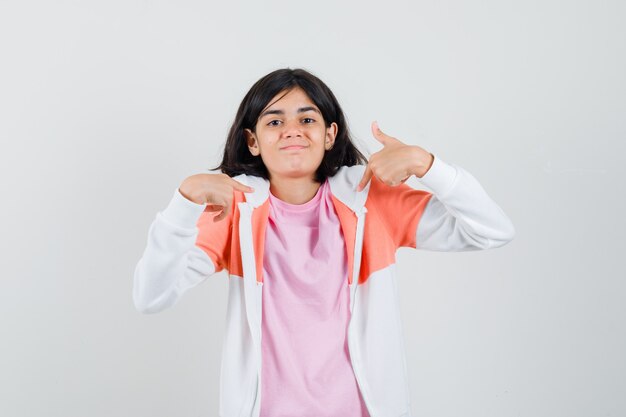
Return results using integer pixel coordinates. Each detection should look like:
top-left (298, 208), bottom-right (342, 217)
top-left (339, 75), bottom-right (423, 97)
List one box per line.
top-left (268, 87), bottom-right (313, 106)
top-left (259, 88), bottom-right (320, 119)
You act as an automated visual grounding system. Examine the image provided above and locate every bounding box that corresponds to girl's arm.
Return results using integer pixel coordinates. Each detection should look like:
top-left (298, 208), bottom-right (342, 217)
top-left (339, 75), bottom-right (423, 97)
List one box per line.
top-left (369, 153), bottom-right (516, 251)
top-left (133, 188), bottom-right (228, 314)
top-left (414, 154), bottom-right (516, 251)
top-left (358, 122), bottom-right (515, 251)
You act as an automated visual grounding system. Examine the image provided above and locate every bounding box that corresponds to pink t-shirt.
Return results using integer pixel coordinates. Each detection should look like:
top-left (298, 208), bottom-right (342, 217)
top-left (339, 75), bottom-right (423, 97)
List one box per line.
top-left (259, 178), bottom-right (370, 417)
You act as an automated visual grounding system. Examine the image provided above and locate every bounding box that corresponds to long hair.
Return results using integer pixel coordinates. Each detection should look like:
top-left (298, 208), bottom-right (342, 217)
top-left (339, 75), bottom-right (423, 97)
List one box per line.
top-left (210, 67), bottom-right (368, 183)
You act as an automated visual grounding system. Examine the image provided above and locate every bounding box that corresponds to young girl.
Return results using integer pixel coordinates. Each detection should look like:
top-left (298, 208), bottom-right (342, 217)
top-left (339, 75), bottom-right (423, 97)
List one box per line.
top-left (133, 68), bottom-right (515, 417)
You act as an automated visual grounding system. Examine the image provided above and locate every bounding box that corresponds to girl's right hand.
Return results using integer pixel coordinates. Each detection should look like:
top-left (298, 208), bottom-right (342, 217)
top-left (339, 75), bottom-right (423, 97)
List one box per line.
top-left (178, 173), bottom-right (255, 222)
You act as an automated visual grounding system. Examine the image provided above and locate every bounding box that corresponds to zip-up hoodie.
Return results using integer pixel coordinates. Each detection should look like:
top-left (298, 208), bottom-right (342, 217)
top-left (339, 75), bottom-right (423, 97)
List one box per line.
top-left (133, 153), bottom-right (516, 417)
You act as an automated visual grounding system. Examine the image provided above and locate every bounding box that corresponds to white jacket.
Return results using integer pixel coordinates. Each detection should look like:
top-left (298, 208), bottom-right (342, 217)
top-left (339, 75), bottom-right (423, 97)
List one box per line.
top-left (133, 154), bottom-right (516, 417)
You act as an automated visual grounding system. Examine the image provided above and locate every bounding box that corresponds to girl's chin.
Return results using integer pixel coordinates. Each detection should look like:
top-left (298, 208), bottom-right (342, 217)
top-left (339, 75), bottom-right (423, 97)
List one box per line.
top-left (269, 167), bottom-right (318, 180)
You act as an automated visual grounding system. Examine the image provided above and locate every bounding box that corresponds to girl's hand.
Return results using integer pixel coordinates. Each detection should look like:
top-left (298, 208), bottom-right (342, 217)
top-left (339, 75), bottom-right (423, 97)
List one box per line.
top-left (179, 173), bottom-right (255, 222)
top-left (356, 121), bottom-right (434, 192)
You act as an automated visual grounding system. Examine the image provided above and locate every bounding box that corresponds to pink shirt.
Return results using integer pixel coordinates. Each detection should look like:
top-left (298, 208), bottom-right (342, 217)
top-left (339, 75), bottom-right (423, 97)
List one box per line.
top-left (259, 178), bottom-right (370, 417)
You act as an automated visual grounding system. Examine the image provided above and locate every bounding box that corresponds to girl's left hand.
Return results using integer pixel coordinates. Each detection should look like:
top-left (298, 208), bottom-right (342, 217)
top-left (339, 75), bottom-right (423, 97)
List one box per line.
top-left (356, 121), bottom-right (434, 192)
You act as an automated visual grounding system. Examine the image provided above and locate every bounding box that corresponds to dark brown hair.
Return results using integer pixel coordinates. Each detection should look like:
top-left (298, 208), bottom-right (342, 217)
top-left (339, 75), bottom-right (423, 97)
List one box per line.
top-left (210, 67), bottom-right (368, 183)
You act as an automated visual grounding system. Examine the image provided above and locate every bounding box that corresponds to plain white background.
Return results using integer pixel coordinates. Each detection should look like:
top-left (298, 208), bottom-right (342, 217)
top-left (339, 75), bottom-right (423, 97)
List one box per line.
top-left (1, 1), bottom-right (624, 416)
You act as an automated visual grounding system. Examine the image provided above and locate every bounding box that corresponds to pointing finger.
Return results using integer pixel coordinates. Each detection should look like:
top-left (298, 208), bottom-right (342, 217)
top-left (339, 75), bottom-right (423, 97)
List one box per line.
top-left (356, 164), bottom-right (373, 192)
top-left (230, 178), bottom-right (255, 193)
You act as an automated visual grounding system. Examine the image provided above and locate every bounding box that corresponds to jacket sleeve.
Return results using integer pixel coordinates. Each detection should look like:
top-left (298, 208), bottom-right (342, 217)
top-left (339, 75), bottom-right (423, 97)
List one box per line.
top-left (414, 153), bottom-right (516, 251)
top-left (132, 187), bottom-right (231, 314)
top-left (370, 153), bottom-right (515, 251)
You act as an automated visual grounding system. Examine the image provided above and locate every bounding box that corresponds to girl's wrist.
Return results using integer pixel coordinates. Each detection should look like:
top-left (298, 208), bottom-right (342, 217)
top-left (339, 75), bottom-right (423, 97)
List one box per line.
top-left (409, 147), bottom-right (434, 178)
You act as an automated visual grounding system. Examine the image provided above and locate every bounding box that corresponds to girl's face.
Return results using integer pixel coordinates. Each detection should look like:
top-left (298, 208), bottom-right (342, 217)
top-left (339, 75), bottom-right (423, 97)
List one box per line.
top-left (244, 87), bottom-right (338, 181)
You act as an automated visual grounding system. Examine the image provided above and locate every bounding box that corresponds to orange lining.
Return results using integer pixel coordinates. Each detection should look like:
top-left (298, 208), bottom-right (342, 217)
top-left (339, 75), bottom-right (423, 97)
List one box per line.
top-left (195, 176), bottom-right (433, 285)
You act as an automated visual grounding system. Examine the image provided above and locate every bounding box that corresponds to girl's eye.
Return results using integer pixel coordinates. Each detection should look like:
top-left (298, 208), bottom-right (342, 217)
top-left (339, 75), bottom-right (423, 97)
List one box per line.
top-left (267, 118), bottom-right (315, 126)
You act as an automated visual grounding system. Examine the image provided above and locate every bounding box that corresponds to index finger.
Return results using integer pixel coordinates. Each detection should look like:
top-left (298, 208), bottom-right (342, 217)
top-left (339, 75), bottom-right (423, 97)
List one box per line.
top-left (230, 178), bottom-right (255, 193)
top-left (356, 164), bottom-right (373, 192)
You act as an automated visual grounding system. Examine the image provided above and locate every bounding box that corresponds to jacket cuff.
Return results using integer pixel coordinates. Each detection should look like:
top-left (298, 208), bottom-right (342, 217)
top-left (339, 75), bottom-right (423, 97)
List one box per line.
top-left (416, 153), bottom-right (459, 196)
top-left (160, 187), bottom-right (207, 229)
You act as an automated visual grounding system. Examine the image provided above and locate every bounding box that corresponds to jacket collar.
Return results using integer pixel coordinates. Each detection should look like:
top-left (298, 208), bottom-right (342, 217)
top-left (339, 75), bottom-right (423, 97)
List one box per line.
top-left (231, 174), bottom-right (270, 208)
top-left (232, 165), bottom-right (370, 213)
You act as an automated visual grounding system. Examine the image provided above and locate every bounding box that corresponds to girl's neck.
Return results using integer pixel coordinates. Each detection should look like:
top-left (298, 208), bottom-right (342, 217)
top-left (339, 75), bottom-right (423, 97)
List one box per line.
top-left (269, 175), bottom-right (322, 205)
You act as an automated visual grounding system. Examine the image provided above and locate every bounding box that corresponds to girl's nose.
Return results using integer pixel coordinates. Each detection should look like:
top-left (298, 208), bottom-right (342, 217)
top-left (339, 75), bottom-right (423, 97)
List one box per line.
top-left (282, 119), bottom-right (303, 137)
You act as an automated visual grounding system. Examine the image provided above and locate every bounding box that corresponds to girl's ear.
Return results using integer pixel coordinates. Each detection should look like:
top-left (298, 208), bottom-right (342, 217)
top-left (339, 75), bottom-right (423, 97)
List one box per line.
top-left (244, 128), bottom-right (260, 156)
top-left (325, 122), bottom-right (338, 150)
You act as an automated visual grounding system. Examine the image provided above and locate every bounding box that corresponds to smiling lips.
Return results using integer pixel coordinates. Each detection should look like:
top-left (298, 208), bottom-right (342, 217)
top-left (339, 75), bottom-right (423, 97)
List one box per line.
top-left (280, 145), bottom-right (307, 150)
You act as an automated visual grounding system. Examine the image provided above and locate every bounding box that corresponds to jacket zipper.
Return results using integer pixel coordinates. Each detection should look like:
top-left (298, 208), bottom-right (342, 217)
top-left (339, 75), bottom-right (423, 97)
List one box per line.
top-left (347, 206), bottom-right (376, 417)
top-left (237, 202), bottom-right (263, 417)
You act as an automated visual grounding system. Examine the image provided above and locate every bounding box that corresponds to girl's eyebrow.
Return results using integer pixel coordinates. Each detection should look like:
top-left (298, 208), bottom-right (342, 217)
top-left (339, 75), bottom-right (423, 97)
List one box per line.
top-left (259, 106), bottom-right (320, 119)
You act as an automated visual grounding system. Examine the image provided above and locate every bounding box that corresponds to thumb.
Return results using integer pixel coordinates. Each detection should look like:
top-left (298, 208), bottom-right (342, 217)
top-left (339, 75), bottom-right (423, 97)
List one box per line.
top-left (372, 121), bottom-right (397, 146)
top-left (371, 120), bottom-right (392, 145)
